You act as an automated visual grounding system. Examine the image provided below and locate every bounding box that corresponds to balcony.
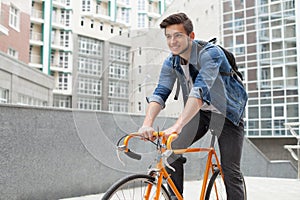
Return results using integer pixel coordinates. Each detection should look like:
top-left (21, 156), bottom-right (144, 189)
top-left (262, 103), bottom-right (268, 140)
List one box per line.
top-left (0, 24), bottom-right (8, 35)
top-left (51, 41), bottom-right (71, 51)
top-left (53, 0), bottom-right (70, 8)
top-left (147, 11), bottom-right (161, 19)
top-left (50, 65), bottom-right (72, 74)
top-left (147, 6), bottom-right (161, 19)
top-left (31, 9), bottom-right (44, 23)
top-left (93, 13), bottom-right (111, 22)
top-left (93, 8), bottom-right (111, 22)
top-left (52, 17), bottom-right (71, 30)
top-left (30, 31), bottom-right (43, 46)
top-left (0, 13), bottom-right (9, 35)
top-left (117, 0), bottom-right (127, 8)
top-left (29, 54), bottom-right (42, 69)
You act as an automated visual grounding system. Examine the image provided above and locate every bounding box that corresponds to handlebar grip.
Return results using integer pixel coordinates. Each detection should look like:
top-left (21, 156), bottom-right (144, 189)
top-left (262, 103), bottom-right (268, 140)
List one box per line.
top-left (124, 149), bottom-right (142, 160)
top-left (166, 133), bottom-right (178, 150)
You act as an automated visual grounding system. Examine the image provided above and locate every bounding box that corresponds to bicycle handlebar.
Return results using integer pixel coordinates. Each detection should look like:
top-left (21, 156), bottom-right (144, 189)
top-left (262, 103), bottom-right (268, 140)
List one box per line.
top-left (118, 132), bottom-right (178, 160)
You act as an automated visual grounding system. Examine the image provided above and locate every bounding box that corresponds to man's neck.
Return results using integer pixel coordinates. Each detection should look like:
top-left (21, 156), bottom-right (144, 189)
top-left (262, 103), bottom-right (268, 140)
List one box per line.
top-left (179, 40), bottom-right (193, 61)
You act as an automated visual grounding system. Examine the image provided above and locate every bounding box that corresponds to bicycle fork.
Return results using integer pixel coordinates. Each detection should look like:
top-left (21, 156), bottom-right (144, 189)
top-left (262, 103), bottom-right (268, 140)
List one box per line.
top-left (144, 162), bottom-right (183, 200)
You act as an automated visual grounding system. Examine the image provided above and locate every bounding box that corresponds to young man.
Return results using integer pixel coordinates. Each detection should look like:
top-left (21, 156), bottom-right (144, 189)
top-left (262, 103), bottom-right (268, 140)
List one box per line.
top-left (138, 13), bottom-right (248, 199)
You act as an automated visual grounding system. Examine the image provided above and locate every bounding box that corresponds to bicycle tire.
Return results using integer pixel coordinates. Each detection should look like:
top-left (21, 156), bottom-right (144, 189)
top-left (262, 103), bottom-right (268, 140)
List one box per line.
top-left (205, 169), bottom-right (247, 200)
top-left (205, 169), bottom-right (227, 200)
top-left (102, 174), bottom-right (171, 200)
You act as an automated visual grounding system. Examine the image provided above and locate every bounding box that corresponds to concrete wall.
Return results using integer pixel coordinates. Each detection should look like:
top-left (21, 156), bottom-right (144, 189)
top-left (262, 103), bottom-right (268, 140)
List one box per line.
top-left (249, 138), bottom-right (298, 167)
top-left (0, 104), bottom-right (297, 200)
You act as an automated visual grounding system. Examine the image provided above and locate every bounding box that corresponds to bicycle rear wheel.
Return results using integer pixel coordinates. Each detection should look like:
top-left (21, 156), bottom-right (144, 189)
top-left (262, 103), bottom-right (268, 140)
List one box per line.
top-left (205, 169), bottom-right (227, 200)
top-left (102, 174), bottom-right (171, 200)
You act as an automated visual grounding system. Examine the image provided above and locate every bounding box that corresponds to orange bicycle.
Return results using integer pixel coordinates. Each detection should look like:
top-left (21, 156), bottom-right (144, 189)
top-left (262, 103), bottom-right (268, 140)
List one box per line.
top-left (102, 131), bottom-right (246, 200)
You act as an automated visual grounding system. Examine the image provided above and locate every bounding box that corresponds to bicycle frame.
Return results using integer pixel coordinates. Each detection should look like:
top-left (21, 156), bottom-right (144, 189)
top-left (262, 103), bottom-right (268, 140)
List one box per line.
top-left (121, 132), bottom-right (224, 200)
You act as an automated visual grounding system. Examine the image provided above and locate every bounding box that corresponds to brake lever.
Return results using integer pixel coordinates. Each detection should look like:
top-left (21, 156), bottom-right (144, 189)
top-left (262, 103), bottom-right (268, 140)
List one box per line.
top-left (116, 145), bottom-right (126, 166)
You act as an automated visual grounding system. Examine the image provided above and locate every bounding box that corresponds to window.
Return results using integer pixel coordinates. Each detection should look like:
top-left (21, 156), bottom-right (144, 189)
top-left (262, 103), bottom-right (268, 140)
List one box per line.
top-left (122, 9), bottom-right (130, 24)
top-left (138, 0), bottom-right (146, 10)
top-left (53, 95), bottom-right (71, 108)
top-left (9, 5), bottom-right (20, 30)
top-left (59, 52), bottom-right (70, 69)
top-left (110, 44), bottom-right (129, 62)
top-left (273, 67), bottom-right (283, 78)
top-left (81, 17), bottom-right (84, 26)
top-left (77, 77), bottom-right (101, 96)
top-left (109, 63), bottom-right (128, 79)
top-left (58, 73), bottom-right (69, 90)
top-left (109, 82), bottom-right (128, 98)
top-left (287, 104), bottom-right (298, 117)
top-left (138, 14), bottom-right (146, 28)
top-left (61, 10), bottom-right (71, 27)
top-left (78, 57), bottom-right (102, 76)
top-left (18, 93), bottom-right (47, 107)
top-left (111, 25), bottom-right (114, 34)
top-left (79, 36), bottom-right (103, 56)
top-left (78, 97), bottom-right (101, 110)
top-left (109, 100), bottom-right (128, 112)
top-left (7, 48), bottom-right (18, 59)
top-left (0, 88), bottom-right (9, 103)
top-left (82, 0), bottom-right (91, 12)
top-left (274, 105), bottom-right (284, 117)
top-left (91, 19), bottom-right (94, 28)
top-left (60, 31), bottom-right (70, 48)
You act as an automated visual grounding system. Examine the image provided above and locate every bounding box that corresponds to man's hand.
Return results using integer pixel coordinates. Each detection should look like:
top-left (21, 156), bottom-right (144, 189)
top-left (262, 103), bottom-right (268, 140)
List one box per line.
top-left (163, 123), bottom-right (182, 139)
top-left (138, 126), bottom-right (156, 141)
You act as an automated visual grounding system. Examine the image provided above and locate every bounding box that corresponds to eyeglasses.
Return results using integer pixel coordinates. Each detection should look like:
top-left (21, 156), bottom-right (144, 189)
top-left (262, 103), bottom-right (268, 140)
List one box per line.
top-left (165, 32), bottom-right (186, 41)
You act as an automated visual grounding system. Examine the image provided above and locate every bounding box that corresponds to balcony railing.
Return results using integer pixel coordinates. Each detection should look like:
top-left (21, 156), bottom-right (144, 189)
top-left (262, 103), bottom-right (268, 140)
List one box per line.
top-left (30, 54), bottom-right (41, 64)
top-left (31, 9), bottom-right (43, 19)
top-left (30, 31), bottom-right (42, 41)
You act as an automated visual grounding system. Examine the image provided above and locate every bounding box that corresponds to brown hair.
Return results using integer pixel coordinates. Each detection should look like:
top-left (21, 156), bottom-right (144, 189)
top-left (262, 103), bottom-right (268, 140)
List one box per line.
top-left (159, 12), bottom-right (193, 35)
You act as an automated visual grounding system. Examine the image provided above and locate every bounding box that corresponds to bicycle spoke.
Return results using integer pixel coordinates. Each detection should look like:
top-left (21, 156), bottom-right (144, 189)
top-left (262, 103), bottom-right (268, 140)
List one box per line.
top-left (103, 174), bottom-right (170, 200)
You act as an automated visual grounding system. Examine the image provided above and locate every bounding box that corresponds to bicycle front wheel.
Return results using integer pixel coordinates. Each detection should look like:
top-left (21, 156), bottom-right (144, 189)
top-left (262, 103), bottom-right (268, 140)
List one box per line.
top-left (205, 169), bottom-right (227, 200)
top-left (102, 174), bottom-right (171, 200)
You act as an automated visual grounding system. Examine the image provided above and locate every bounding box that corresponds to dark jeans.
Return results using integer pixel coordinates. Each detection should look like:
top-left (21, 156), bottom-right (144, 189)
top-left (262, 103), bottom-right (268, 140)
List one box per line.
top-left (167, 110), bottom-right (245, 200)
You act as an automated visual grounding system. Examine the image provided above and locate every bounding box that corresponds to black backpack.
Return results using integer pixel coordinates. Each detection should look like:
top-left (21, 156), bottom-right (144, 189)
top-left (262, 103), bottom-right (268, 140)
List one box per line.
top-left (173, 38), bottom-right (244, 100)
top-left (208, 38), bottom-right (243, 81)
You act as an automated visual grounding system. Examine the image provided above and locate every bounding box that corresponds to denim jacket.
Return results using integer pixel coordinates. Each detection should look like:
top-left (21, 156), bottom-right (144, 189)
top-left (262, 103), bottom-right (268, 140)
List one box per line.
top-left (146, 40), bottom-right (248, 126)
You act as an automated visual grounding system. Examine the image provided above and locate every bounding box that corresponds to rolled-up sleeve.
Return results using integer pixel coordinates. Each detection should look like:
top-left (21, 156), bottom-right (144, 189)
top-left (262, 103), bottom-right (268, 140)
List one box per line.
top-left (146, 95), bottom-right (166, 109)
top-left (146, 56), bottom-right (176, 109)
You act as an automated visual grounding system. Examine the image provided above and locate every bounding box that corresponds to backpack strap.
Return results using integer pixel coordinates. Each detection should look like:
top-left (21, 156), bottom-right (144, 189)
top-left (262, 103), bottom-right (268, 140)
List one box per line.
top-left (174, 78), bottom-right (180, 100)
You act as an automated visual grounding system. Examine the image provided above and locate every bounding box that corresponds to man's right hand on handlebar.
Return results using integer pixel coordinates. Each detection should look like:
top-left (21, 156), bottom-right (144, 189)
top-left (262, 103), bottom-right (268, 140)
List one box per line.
top-left (138, 126), bottom-right (156, 141)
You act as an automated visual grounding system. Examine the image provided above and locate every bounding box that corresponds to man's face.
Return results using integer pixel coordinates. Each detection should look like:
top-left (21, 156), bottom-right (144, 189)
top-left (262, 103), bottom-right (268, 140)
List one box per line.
top-left (165, 24), bottom-right (191, 55)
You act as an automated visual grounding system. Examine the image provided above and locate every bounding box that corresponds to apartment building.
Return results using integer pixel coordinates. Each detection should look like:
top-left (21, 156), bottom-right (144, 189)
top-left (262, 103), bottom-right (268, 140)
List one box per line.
top-left (0, 0), bottom-right (8, 35)
top-left (222, 0), bottom-right (299, 137)
top-left (27, 0), bottom-right (171, 112)
top-left (0, 0), bottom-right (54, 106)
top-left (0, 0), bottom-right (31, 63)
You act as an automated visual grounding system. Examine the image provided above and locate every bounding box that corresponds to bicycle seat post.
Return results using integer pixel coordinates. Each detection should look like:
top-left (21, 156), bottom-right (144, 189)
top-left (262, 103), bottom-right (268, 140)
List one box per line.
top-left (209, 129), bottom-right (217, 148)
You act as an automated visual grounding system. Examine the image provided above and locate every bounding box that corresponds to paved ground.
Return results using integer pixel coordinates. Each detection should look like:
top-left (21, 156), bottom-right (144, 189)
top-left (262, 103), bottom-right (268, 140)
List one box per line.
top-left (61, 176), bottom-right (300, 200)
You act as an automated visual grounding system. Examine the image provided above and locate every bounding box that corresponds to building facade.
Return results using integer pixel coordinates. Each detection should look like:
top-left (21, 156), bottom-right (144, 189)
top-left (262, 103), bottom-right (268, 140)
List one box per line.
top-left (0, 0), bottom-right (54, 106)
top-left (28, 0), bottom-right (171, 111)
top-left (222, 0), bottom-right (299, 137)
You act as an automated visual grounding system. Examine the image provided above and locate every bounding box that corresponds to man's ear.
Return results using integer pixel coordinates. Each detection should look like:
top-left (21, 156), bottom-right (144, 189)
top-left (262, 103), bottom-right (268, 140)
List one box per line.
top-left (189, 32), bottom-right (195, 40)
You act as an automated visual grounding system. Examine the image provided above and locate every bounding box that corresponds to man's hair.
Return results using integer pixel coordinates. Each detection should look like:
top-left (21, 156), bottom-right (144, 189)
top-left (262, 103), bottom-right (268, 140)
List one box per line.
top-left (159, 12), bottom-right (193, 35)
